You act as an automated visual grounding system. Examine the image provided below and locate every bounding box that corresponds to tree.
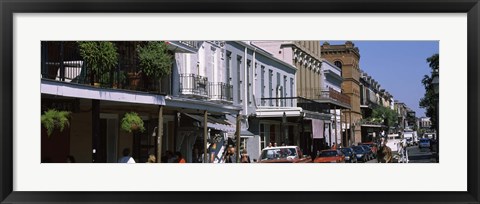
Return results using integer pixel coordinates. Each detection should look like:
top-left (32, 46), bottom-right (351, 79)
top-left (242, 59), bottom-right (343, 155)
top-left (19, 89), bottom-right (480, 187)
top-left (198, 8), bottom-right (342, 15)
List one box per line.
top-left (419, 53), bottom-right (439, 131)
top-left (370, 106), bottom-right (399, 128)
top-left (137, 41), bottom-right (172, 79)
top-left (78, 41), bottom-right (118, 86)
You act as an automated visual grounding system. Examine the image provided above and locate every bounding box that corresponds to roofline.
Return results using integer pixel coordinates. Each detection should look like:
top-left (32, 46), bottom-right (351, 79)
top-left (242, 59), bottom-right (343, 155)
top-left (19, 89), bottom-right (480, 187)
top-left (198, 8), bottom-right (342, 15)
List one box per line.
top-left (234, 41), bottom-right (297, 71)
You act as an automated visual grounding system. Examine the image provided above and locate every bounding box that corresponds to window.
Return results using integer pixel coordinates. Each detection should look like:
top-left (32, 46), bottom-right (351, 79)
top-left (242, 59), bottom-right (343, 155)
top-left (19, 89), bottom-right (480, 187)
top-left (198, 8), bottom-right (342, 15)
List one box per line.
top-left (290, 77), bottom-right (294, 106)
top-left (261, 66), bottom-right (265, 106)
top-left (237, 56), bottom-right (243, 104)
top-left (334, 61), bottom-right (342, 69)
top-left (260, 124), bottom-right (265, 150)
top-left (247, 60), bottom-right (251, 104)
top-left (283, 76), bottom-right (287, 107)
top-left (226, 52), bottom-right (232, 85)
top-left (268, 69), bottom-right (273, 106)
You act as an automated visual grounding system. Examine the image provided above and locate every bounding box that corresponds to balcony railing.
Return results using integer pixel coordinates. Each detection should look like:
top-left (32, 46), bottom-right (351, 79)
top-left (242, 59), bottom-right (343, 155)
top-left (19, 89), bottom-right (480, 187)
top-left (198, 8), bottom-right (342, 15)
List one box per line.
top-left (260, 97), bottom-right (329, 113)
top-left (209, 82), bottom-right (233, 102)
top-left (179, 74), bottom-right (209, 97)
top-left (298, 88), bottom-right (350, 105)
top-left (41, 41), bottom-right (169, 94)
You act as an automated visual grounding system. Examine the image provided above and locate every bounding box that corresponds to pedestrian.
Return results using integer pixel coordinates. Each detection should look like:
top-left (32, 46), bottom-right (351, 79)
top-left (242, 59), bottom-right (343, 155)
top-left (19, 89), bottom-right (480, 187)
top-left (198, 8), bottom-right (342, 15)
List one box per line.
top-left (147, 154), bottom-right (156, 163)
top-left (118, 148), bottom-right (135, 163)
top-left (268, 143), bottom-right (273, 148)
top-left (176, 152), bottom-right (186, 163)
top-left (274, 142), bottom-right (278, 147)
top-left (240, 149), bottom-right (251, 163)
top-left (224, 145), bottom-right (237, 163)
top-left (192, 148), bottom-right (202, 163)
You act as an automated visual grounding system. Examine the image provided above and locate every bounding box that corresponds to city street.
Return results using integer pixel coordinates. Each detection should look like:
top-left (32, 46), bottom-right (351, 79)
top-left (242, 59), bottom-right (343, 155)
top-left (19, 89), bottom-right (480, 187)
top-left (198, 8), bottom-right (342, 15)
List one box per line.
top-left (365, 145), bottom-right (437, 163)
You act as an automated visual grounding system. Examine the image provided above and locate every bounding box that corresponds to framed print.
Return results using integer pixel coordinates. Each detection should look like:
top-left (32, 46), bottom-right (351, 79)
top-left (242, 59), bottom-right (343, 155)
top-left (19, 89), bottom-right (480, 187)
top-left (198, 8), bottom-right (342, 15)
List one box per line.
top-left (1, 0), bottom-right (479, 203)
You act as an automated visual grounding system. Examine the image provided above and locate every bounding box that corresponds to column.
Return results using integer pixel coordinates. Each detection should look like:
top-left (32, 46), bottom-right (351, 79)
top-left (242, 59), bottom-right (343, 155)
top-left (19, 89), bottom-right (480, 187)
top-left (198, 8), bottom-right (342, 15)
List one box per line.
top-left (236, 111), bottom-right (241, 163)
top-left (204, 110), bottom-right (208, 163)
top-left (157, 105), bottom-right (163, 163)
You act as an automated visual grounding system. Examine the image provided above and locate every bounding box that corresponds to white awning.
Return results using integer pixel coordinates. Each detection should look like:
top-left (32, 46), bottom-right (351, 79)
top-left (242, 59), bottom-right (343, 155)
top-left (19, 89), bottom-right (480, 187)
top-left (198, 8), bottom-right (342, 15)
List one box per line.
top-left (255, 107), bottom-right (303, 118)
top-left (41, 80), bottom-right (166, 106)
top-left (184, 113), bottom-right (236, 133)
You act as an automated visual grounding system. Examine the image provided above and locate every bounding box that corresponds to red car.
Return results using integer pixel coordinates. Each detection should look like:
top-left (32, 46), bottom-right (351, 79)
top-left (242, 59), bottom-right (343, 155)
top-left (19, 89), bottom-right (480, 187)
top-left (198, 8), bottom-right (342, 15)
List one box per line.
top-left (314, 150), bottom-right (345, 163)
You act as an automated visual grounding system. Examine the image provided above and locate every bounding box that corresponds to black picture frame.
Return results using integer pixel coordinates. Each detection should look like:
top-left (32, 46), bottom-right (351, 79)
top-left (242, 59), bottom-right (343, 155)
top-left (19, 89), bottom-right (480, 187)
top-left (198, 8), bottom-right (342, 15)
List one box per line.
top-left (1, 0), bottom-right (479, 203)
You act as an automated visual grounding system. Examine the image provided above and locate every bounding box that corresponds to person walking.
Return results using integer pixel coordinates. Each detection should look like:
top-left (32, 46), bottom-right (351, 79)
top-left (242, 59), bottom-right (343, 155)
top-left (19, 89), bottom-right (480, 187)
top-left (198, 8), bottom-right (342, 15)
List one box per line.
top-left (118, 148), bottom-right (135, 163)
top-left (224, 145), bottom-right (237, 163)
top-left (240, 149), bottom-right (251, 163)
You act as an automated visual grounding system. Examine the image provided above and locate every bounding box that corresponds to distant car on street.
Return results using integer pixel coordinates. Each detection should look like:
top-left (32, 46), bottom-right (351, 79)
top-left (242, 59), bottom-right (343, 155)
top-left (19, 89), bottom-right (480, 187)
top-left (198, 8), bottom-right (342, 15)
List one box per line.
top-left (360, 142), bottom-right (377, 158)
top-left (359, 145), bottom-right (374, 160)
top-left (339, 147), bottom-right (357, 163)
top-left (258, 146), bottom-right (312, 163)
top-left (419, 138), bottom-right (431, 148)
top-left (351, 146), bottom-right (369, 162)
top-left (314, 150), bottom-right (345, 163)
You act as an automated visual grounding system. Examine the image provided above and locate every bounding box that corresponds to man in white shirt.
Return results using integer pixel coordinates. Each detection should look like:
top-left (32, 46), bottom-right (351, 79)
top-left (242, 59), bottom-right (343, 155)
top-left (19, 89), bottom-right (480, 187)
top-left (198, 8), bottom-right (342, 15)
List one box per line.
top-left (118, 148), bottom-right (135, 163)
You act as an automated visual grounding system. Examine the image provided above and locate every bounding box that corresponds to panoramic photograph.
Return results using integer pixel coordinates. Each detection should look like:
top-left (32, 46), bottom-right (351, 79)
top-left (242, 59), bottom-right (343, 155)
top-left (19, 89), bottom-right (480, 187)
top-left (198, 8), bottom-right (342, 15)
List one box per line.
top-left (40, 40), bottom-right (439, 164)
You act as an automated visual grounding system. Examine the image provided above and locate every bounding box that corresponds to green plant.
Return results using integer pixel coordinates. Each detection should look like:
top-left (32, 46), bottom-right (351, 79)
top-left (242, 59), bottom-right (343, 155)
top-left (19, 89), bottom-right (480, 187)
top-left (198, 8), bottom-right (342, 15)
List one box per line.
top-left (114, 71), bottom-right (127, 86)
top-left (121, 112), bottom-right (145, 133)
top-left (136, 41), bottom-right (172, 79)
top-left (41, 109), bottom-right (71, 137)
top-left (78, 41), bottom-right (119, 84)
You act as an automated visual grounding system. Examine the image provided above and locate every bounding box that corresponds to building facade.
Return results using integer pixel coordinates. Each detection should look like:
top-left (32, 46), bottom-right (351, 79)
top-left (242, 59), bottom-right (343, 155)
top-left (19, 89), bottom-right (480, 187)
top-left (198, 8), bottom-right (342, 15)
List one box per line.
top-left (321, 41), bottom-right (362, 144)
top-left (219, 41), bottom-right (300, 160)
top-left (41, 41), bottom-right (242, 163)
top-left (252, 41), bottom-right (352, 155)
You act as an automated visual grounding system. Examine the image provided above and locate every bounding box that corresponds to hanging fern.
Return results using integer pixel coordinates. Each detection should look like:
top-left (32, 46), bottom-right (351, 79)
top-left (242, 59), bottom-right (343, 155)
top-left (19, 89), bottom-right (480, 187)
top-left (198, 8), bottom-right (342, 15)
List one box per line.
top-left (41, 109), bottom-right (71, 137)
top-left (121, 112), bottom-right (145, 133)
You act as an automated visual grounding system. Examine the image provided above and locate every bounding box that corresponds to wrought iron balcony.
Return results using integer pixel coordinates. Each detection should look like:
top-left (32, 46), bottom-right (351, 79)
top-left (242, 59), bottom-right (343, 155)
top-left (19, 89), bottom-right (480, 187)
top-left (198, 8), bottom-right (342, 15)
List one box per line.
top-left (41, 41), bottom-right (170, 94)
top-left (209, 82), bottom-right (233, 102)
top-left (179, 73), bottom-right (209, 97)
top-left (299, 88), bottom-right (350, 107)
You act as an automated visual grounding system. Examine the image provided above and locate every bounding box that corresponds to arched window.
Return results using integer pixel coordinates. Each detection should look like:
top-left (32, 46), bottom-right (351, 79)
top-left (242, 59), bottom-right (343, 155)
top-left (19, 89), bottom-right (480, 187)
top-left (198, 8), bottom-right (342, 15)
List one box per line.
top-left (334, 61), bottom-right (342, 69)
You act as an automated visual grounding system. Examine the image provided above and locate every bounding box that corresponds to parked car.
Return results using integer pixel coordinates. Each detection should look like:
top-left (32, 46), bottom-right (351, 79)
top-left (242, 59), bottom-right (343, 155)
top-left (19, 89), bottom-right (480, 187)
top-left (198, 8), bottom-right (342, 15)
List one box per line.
top-left (339, 147), bottom-right (357, 163)
top-left (351, 146), bottom-right (369, 162)
top-left (359, 145), bottom-right (374, 160)
top-left (419, 138), bottom-right (431, 148)
top-left (314, 150), bottom-right (345, 163)
top-left (258, 146), bottom-right (312, 163)
top-left (360, 142), bottom-right (377, 158)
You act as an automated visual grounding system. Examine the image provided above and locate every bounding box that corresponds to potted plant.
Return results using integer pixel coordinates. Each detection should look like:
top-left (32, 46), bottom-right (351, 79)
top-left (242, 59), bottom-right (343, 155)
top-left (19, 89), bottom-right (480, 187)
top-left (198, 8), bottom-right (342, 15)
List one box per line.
top-left (41, 109), bottom-right (71, 137)
top-left (136, 41), bottom-right (172, 92)
top-left (110, 70), bottom-right (127, 88)
top-left (121, 112), bottom-right (145, 133)
top-left (78, 41), bottom-right (119, 86)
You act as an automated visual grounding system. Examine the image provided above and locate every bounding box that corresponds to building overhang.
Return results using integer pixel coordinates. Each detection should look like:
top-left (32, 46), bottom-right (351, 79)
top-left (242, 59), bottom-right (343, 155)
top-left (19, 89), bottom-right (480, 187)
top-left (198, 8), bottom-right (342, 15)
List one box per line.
top-left (165, 96), bottom-right (242, 115)
top-left (302, 110), bottom-right (332, 120)
top-left (324, 70), bottom-right (343, 82)
top-left (184, 113), bottom-right (236, 133)
top-left (41, 79), bottom-right (166, 106)
top-left (166, 41), bottom-right (201, 53)
top-left (254, 107), bottom-right (303, 118)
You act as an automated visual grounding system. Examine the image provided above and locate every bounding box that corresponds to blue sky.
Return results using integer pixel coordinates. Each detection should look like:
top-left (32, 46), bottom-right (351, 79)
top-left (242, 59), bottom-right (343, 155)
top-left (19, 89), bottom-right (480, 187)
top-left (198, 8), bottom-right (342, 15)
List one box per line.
top-left (322, 41), bottom-right (439, 117)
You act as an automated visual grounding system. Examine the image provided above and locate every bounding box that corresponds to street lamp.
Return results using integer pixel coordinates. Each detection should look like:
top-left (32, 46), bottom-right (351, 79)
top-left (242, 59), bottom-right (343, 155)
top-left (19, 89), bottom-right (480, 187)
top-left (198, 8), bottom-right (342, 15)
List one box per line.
top-left (431, 70), bottom-right (439, 162)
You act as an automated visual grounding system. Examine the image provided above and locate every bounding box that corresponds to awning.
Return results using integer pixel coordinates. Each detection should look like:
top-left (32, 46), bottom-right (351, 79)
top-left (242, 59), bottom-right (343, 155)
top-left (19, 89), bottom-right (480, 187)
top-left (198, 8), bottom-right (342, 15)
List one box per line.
top-left (184, 113), bottom-right (236, 132)
top-left (41, 79), bottom-right (166, 106)
top-left (255, 107), bottom-right (303, 118)
top-left (240, 130), bottom-right (255, 137)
